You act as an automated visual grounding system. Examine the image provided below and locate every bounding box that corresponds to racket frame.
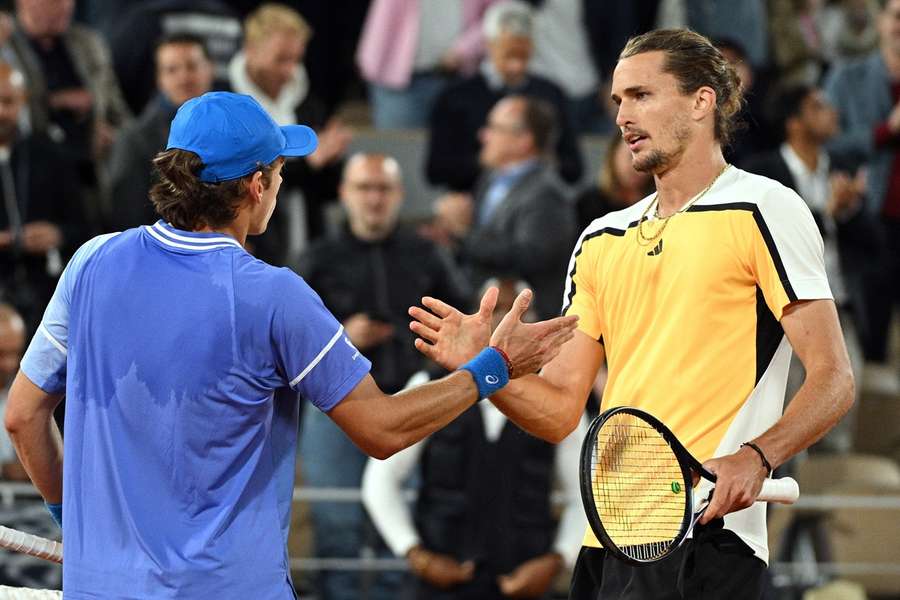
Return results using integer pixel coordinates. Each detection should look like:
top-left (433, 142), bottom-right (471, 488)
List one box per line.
top-left (579, 406), bottom-right (715, 566)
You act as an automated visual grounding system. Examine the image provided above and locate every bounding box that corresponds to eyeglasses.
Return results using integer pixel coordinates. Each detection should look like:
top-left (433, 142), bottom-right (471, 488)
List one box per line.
top-left (347, 182), bottom-right (397, 194)
top-left (484, 120), bottom-right (525, 135)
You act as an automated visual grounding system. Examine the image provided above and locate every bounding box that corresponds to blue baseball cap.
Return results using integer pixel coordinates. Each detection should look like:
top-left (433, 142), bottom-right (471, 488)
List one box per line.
top-left (166, 91), bottom-right (319, 183)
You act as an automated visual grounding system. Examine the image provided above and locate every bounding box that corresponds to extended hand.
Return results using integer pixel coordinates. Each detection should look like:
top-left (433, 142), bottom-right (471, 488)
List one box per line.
top-left (497, 552), bottom-right (562, 598)
top-left (490, 289), bottom-right (578, 378)
top-left (409, 287), bottom-right (497, 370)
top-left (698, 445), bottom-right (769, 524)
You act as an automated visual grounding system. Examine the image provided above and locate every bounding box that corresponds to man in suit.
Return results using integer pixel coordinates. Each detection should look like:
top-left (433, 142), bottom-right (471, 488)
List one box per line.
top-left (425, 0), bottom-right (583, 192)
top-left (434, 95), bottom-right (575, 319)
top-left (743, 85), bottom-right (879, 450)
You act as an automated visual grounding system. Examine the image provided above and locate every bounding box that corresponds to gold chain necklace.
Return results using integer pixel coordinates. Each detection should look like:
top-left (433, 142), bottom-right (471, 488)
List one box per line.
top-left (636, 164), bottom-right (731, 246)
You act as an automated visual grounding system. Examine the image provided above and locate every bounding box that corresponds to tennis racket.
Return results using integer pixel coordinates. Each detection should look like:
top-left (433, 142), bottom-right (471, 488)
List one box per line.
top-left (0, 526), bottom-right (62, 563)
top-left (579, 406), bottom-right (799, 565)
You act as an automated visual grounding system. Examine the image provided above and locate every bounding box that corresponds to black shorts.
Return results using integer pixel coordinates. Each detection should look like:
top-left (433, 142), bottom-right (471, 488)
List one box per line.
top-left (568, 520), bottom-right (766, 600)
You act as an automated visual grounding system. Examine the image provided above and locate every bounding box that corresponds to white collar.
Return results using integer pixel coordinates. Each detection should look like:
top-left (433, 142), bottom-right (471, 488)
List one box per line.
top-left (228, 51), bottom-right (309, 126)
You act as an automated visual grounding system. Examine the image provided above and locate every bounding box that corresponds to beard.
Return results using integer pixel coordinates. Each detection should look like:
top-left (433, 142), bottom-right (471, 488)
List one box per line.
top-left (631, 117), bottom-right (692, 174)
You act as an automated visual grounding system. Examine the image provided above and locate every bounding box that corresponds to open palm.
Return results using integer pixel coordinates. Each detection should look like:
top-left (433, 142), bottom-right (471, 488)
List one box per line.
top-left (408, 287), bottom-right (497, 371)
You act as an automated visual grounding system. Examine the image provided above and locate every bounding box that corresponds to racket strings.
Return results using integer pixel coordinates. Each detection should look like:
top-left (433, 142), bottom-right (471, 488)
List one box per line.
top-left (589, 415), bottom-right (687, 559)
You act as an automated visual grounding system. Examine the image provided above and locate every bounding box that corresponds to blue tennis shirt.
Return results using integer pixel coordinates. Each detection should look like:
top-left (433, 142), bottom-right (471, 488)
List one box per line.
top-left (21, 221), bottom-right (371, 599)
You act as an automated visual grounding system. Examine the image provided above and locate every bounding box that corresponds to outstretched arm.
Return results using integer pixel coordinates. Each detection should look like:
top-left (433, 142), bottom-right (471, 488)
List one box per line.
top-left (332, 288), bottom-right (578, 458)
top-left (409, 289), bottom-right (601, 444)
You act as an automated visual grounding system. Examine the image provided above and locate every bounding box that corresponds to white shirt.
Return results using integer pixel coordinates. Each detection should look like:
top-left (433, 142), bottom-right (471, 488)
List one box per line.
top-left (529, 0), bottom-right (598, 97)
top-left (413, 1), bottom-right (463, 71)
top-left (227, 52), bottom-right (309, 126)
top-left (362, 372), bottom-right (588, 569)
top-left (780, 143), bottom-right (846, 302)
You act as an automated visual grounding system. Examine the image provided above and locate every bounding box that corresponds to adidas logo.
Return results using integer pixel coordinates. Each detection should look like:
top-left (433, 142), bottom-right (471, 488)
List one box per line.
top-left (647, 239), bottom-right (663, 256)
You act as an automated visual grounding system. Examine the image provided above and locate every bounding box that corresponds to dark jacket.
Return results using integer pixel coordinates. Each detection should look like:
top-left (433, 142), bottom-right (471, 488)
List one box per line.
top-left (461, 162), bottom-right (576, 319)
top-left (413, 404), bottom-right (557, 600)
top-left (426, 72), bottom-right (584, 192)
top-left (297, 224), bottom-right (470, 393)
top-left (105, 95), bottom-right (177, 231)
top-left (0, 133), bottom-right (89, 331)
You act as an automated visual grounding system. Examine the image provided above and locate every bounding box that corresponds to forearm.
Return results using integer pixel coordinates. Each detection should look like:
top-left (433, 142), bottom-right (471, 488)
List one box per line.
top-left (387, 371), bottom-right (478, 451)
top-left (6, 409), bottom-right (63, 503)
top-left (753, 363), bottom-right (854, 469)
top-left (491, 374), bottom-right (583, 444)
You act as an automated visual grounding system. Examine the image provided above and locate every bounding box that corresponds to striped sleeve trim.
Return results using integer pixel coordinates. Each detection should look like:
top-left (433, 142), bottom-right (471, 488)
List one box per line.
top-left (38, 324), bottom-right (67, 355)
top-left (290, 325), bottom-right (345, 388)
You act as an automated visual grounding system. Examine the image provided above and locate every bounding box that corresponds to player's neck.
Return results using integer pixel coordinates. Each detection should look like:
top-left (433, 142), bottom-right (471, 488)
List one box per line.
top-left (653, 145), bottom-right (727, 217)
top-left (195, 219), bottom-right (249, 247)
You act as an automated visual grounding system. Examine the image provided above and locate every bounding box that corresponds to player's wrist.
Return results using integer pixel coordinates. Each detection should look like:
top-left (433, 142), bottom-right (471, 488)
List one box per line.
top-left (407, 545), bottom-right (432, 575)
top-left (458, 347), bottom-right (509, 400)
top-left (740, 441), bottom-right (773, 477)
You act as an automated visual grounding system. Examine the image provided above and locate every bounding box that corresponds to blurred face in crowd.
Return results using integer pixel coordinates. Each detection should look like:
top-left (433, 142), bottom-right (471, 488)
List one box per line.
top-left (880, 0), bottom-right (900, 56)
top-left (479, 97), bottom-right (535, 169)
top-left (489, 33), bottom-right (532, 88)
top-left (156, 42), bottom-right (215, 107)
top-left (790, 89), bottom-right (839, 144)
top-left (0, 67), bottom-right (25, 144)
top-left (340, 155), bottom-right (404, 241)
top-left (0, 312), bottom-right (25, 389)
top-left (16, 0), bottom-right (74, 39)
top-left (718, 46), bottom-right (753, 94)
top-left (612, 51), bottom-right (697, 175)
top-left (244, 30), bottom-right (307, 100)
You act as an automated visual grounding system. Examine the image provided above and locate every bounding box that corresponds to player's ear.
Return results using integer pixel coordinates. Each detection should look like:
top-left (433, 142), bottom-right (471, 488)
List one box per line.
top-left (249, 170), bottom-right (265, 204)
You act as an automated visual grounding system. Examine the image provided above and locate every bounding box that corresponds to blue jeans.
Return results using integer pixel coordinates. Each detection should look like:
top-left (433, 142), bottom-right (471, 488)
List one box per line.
top-left (300, 405), bottom-right (403, 600)
top-left (368, 73), bottom-right (453, 129)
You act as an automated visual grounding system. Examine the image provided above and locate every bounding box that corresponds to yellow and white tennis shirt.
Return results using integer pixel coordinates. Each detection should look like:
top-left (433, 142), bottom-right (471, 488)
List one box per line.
top-left (563, 167), bottom-right (831, 563)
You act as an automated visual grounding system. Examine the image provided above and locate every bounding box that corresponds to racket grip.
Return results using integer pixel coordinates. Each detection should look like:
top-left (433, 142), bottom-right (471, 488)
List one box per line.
top-left (757, 477), bottom-right (799, 504)
top-left (0, 525), bottom-right (63, 563)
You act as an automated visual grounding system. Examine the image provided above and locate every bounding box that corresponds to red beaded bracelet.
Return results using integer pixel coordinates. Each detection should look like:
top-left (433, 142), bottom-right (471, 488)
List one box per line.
top-left (490, 345), bottom-right (513, 378)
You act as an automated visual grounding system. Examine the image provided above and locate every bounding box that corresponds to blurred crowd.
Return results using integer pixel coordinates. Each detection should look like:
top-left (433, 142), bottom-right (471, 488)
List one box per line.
top-left (0, 0), bottom-right (897, 598)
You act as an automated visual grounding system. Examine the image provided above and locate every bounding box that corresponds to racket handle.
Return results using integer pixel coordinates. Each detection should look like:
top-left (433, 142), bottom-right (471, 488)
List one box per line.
top-left (757, 477), bottom-right (799, 504)
top-left (0, 525), bottom-right (63, 563)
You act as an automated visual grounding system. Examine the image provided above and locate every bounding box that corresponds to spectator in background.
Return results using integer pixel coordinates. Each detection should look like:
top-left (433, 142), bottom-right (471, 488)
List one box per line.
top-left (0, 61), bottom-right (88, 335)
top-left (0, 303), bottom-right (26, 481)
top-left (715, 38), bottom-right (778, 165)
top-left (529, 0), bottom-right (604, 132)
top-left (820, 0), bottom-right (880, 66)
top-left (573, 131), bottom-right (652, 233)
top-left (357, 0), bottom-right (497, 129)
top-left (743, 84), bottom-right (879, 450)
top-left (432, 96), bottom-right (574, 320)
top-left (362, 277), bottom-right (587, 600)
top-left (770, 0), bottom-right (827, 87)
top-left (426, 0), bottom-right (583, 192)
top-left (297, 153), bottom-right (470, 600)
top-left (6, 0), bottom-right (130, 219)
top-left (105, 33), bottom-right (214, 231)
top-left (106, 0), bottom-right (241, 114)
top-left (656, 0), bottom-right (770, 70)
top-left (824, 0), bottom-right (900, 366)
top-left (228, 2), bottom-right (352, 265)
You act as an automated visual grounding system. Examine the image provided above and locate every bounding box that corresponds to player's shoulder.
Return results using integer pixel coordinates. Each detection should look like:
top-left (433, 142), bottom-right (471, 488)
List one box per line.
top-left (579, 194), bottom-right (653, 241)
top-left (703, 166), bottom-right (805, 210)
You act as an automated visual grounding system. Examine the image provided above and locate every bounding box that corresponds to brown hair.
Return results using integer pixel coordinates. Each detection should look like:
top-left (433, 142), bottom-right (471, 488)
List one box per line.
top-left (619, 29), bottom-right (744, 145)
top-left (149, 150), bottom-right (281, 231)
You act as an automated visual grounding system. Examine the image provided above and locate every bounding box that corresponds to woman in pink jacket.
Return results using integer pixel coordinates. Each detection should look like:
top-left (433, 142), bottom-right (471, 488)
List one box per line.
top-left (357, 0), bottom-right (498, 129)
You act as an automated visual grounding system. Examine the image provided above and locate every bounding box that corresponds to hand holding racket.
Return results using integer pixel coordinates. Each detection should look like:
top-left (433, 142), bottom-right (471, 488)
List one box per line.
top-left (580, 407), bottom-right (799, 565)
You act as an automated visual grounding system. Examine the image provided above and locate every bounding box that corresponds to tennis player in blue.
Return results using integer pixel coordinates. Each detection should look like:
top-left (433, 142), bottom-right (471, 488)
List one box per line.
top-left (3, 92), bottom-right (578, 599)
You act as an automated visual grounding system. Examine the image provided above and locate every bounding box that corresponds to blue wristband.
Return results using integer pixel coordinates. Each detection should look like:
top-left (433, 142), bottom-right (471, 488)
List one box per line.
top-left (45, 502), bottom-right (62, 528)
top-left (459, 347), bottom-right (509, 400)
